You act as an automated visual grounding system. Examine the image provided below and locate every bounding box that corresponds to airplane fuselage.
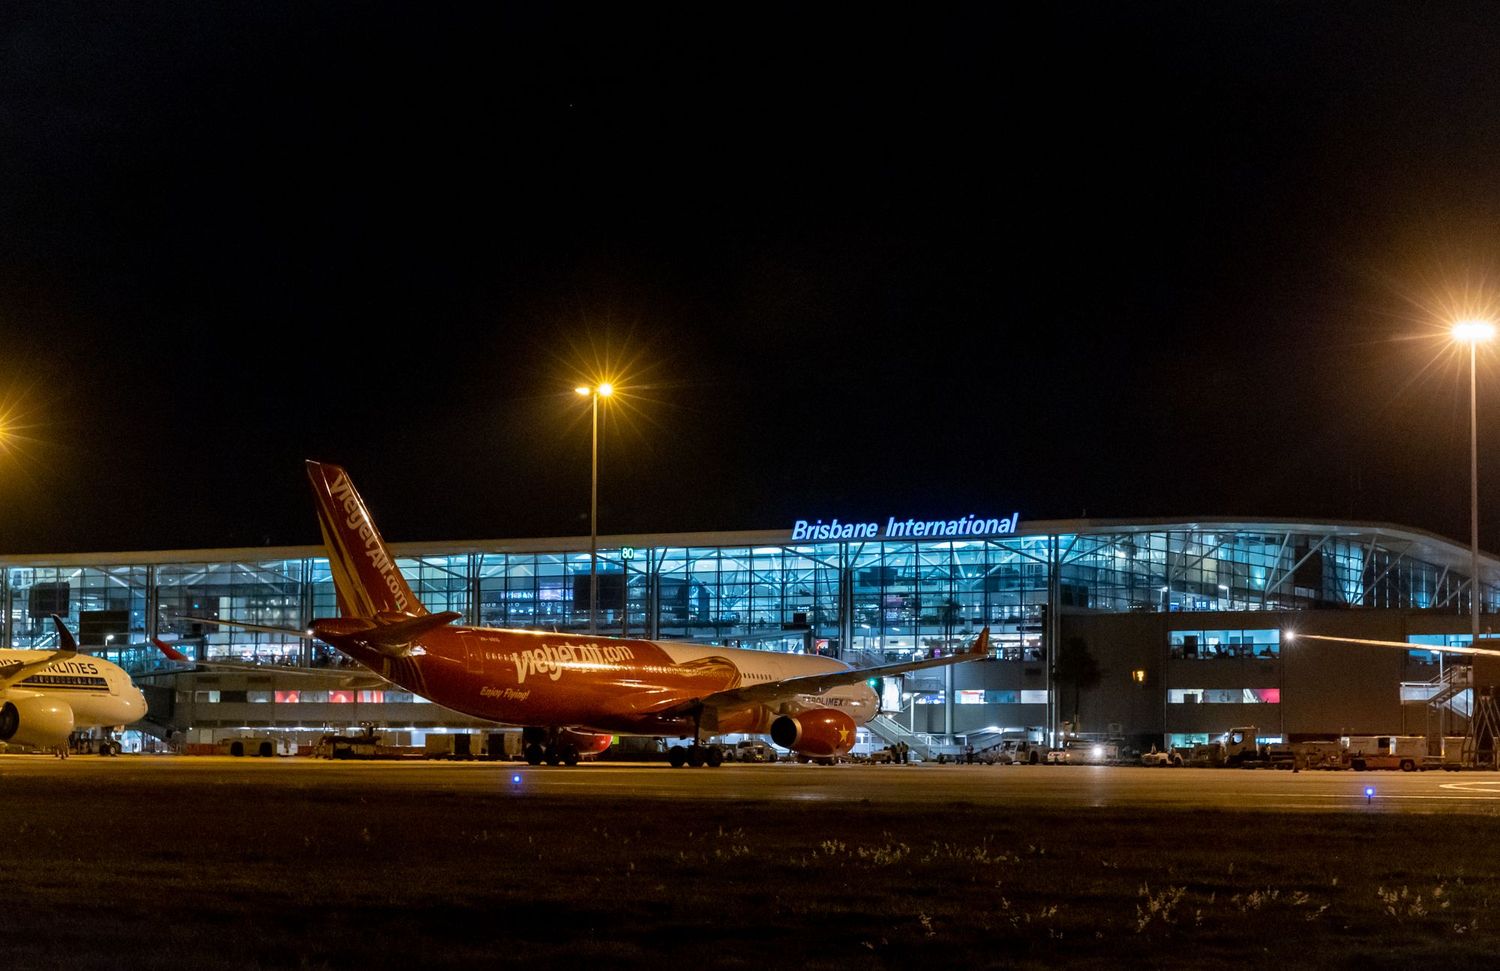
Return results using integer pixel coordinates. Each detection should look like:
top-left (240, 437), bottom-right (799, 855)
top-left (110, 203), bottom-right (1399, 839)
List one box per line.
top-left (0, 650), bottom-right (147, 732)
top-left (314, 622), bottom-right (879, 738)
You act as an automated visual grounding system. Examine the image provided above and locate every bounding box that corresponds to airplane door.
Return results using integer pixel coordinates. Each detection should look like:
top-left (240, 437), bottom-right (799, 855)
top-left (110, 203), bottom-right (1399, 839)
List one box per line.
top-left (465, 641), bottom-right (483, 674)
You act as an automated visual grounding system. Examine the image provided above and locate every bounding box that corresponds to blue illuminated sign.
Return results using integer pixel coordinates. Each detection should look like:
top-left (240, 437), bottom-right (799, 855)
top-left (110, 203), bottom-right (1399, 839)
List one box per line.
top-left (791, 513), bottom-right (1021, 541)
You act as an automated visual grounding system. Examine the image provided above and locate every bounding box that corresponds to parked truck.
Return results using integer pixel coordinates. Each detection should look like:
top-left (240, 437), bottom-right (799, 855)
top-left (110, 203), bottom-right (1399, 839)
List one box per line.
top-left (1262, 739), bottom-right (1346, 770)
top-left (1174, 726), bottom-right (1266, 767)
top-left (1343, 735), bottom-right (1426, 772)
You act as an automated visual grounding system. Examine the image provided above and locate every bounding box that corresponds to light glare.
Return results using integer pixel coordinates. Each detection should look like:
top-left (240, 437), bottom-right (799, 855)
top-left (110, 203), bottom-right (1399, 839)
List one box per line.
top-left (1452, 320), bottom-right (1495, 344)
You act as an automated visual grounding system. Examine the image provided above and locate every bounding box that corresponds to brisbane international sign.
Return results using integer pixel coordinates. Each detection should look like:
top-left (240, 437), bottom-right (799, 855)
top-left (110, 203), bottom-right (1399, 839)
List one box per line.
top-left (791, 513), bottom-right (1022, 542)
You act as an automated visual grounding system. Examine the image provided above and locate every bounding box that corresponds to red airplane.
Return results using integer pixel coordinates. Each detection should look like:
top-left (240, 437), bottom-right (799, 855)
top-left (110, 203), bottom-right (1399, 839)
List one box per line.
top-left (195, 461), bottom-right (991, 767)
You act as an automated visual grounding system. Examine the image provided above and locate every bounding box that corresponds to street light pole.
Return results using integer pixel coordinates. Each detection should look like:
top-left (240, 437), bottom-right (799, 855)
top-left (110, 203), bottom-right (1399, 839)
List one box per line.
top-left (1471, 336), bottom-right (1481, 645)
top-left (1454, 321), bottom-right (1494, 645)
top-left (576, 383), bottom-right (613, 635)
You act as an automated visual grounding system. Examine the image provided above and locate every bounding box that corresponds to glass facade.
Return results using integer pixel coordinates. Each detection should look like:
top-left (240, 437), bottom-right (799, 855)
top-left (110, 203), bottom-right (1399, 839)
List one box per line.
top-left (2, 520), bottom-right (1495, 748)
top-left (4, 524), bottom-right (1496, 656)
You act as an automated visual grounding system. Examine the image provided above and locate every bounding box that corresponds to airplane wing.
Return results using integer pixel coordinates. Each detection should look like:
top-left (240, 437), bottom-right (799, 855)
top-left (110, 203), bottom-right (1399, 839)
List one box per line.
top-left (0, 615), bottom-right (80, 689)
top-left (695, 627), bottom-right (991, 710)
top-left (1290, 632), bottom-right (1500, 657)
top-left (173, 611), bottom-right (461, 657)
top-left (173, 616), bottom-right (313, 638)
top-left (145, 637), bottom-right (387, 686)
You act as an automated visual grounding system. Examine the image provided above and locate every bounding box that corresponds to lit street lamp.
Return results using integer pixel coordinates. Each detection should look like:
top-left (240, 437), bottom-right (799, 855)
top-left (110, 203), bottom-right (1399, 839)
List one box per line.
top-left (575, 382), bottom-right (613, 634)
top-left (1453, 320), bottom-right (1494, 646)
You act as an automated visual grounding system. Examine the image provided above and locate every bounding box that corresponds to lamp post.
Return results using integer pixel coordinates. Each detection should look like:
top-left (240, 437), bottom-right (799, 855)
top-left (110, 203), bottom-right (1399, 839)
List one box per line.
top-left (1454, 321), bottom-right (1494, 646)
top-left (575, 382), bottom-right (613, 634)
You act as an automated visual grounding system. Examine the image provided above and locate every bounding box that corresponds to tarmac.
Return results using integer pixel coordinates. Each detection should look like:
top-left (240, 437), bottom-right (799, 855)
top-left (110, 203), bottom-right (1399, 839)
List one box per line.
top-left (8, 755), bottom-right (1500, 968)
top-left (6, 754), bottom-right (1500, 813)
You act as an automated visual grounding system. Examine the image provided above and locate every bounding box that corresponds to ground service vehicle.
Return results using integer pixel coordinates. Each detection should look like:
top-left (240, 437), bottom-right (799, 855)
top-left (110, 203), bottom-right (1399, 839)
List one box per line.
top-left (1176, 727), bottom-right (1264, 767)
top-left (217, 736), bottom-right (297, 757)
top-left (1140, 747), bottom-right (1179, 767)
top-left (424, 733), bottom-right (483, 760)
top-left (994, 739), bottom-right (1045, 764)
top-left (316, 727), bottom-right (382, 759)
top-left (727, 739), bottom-right (777, 763)
top-left (1262, 739), bottom-right (1346, 770)
top-left (1046, 739), bottom-right (1117, 765)
top-left (1345, 735), bottom-right (1426, 771)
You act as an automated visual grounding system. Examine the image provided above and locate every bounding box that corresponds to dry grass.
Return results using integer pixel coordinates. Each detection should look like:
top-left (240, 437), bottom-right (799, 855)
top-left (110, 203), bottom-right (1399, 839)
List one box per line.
top-left (2, 773), bottom-right (1499, 968)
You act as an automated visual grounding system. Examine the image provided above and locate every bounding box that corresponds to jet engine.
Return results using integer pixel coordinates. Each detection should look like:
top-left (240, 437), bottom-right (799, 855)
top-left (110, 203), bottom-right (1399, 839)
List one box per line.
top-left (0, 695), bottom-right (76, 750)
top-left (770, 708), bottom-right (857, 760)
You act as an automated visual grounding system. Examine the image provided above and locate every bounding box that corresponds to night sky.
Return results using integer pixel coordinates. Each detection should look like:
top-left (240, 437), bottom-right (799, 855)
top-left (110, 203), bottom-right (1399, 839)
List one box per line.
top-left (6, 4), bottom-right (1500, 555)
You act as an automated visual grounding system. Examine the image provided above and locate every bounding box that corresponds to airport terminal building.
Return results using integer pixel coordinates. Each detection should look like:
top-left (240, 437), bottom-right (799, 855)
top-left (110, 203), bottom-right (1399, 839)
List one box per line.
top-left (2, 512), bottom-right (1494, 754)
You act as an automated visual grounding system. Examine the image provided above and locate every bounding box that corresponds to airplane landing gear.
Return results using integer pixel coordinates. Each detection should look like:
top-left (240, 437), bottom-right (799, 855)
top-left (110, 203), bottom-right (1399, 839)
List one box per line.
top-left (522, 727), bottom-right (581, 767)
top-left (665, 705), bottom-right (724, 768)
top-left (668, 743), bottom-right (723, 768)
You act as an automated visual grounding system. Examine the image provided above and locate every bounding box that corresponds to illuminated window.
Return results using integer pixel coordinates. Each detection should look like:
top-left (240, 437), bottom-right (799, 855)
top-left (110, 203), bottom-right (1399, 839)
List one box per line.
top-left (1170, 628), bottom-right (1280, 659)
top-left (274, 691), bottom-right (300, 704)
top-left (1169, 688), bottom-right (1278, 704)
top-left (329, 690), bottom-right (354, 704)
top-left (247, 691), bottom-right (272, 703)
top-left (956, 690), bottom-right (984, 705)
top-left (1019, 690), bottom-right (1047, 705)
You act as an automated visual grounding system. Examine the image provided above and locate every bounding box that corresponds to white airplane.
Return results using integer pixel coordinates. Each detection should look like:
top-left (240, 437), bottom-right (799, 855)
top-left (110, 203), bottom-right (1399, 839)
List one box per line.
top-left (0, 615), bottom-right (148, 755)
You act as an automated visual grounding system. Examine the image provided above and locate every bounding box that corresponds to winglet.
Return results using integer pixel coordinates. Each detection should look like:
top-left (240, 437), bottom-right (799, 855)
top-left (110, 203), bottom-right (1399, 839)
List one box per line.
top-left (49, 615), bottom-right (79, 656)
top-left (151, 636), bottom-right (190, 663)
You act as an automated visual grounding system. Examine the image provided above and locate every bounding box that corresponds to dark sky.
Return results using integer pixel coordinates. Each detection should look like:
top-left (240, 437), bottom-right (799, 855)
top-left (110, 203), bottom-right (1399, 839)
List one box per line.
top-left (6, 3), bottom-right (1500, 554)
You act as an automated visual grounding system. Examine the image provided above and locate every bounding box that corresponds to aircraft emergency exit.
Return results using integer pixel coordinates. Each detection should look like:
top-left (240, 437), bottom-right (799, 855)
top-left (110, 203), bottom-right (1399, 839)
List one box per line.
top-left (193, 461), bottom-right (991, 767)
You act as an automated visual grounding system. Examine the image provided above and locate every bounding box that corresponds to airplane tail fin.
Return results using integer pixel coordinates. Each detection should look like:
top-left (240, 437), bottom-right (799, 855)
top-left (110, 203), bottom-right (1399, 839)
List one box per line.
top-left (151, 636), bottom-right (189, 663)
top-left (49, 615), bottom-right (78, 657)
top-left (305, 461), bottom-right (428, 619)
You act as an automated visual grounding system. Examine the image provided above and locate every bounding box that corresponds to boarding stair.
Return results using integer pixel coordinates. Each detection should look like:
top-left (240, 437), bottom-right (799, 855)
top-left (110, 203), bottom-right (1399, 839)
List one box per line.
top-left (866, 710), bottom-right (938, 762)
top-left (1400, 664), bottom-right (1473, 758)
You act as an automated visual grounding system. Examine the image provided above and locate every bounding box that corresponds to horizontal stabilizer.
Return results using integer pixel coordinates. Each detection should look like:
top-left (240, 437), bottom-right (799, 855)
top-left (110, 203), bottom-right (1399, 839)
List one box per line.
top-left (344, 611), bottom-right (462, 657)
